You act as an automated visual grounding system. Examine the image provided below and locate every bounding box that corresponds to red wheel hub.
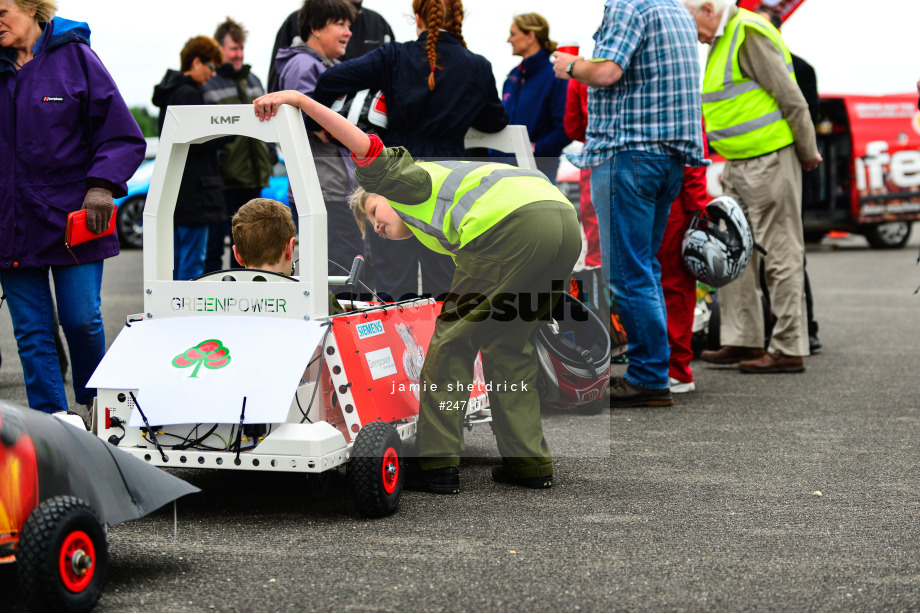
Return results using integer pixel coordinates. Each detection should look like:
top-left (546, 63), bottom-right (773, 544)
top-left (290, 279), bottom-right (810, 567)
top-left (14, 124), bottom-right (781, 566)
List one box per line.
top-left (58, 530), bottom-right (95, 593)
top-left (381, 447), bottom-right (399, 494)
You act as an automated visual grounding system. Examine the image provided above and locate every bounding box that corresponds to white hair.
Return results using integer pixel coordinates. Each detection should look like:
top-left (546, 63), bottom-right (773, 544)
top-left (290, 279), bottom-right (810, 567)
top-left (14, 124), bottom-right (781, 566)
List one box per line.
top-left (683, 0), bottom-right (732, 12)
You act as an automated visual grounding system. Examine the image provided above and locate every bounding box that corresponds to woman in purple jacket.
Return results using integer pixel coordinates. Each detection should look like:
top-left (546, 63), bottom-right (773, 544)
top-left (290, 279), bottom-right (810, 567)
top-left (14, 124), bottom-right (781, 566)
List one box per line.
top-left (0, 0), bottom-right (146, 416)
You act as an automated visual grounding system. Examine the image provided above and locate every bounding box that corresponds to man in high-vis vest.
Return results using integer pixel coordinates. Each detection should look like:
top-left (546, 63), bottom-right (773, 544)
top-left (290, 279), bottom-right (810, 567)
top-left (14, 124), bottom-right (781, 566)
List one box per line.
top-left (252, 90), bottom-right (581, 494)
top-left (683, 0), bottom-right (822, 373)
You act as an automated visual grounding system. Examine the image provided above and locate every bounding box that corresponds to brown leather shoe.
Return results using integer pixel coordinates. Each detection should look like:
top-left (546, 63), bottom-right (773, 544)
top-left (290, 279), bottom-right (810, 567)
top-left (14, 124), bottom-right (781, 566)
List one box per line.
top-left (700, 345), bottom-right (765, 364)
top-left (739, 351), bottom-right (805, 373)
top-left (609, 377), bottom-right (674, 407)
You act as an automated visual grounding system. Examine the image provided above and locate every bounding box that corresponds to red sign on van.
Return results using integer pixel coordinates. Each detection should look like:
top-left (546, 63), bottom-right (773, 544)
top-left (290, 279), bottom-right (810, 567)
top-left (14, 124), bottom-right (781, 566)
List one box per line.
top-left (839, 95), bottom-right (920, 224)
top-left (706, 93), bottom-right (920, 247)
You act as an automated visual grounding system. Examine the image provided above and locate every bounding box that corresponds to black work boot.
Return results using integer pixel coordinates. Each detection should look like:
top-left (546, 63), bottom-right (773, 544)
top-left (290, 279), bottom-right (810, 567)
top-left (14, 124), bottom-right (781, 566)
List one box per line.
top-left (405, 466), bottom-right (460, 494)
top-left (491, 466), bottom-right (554, 489)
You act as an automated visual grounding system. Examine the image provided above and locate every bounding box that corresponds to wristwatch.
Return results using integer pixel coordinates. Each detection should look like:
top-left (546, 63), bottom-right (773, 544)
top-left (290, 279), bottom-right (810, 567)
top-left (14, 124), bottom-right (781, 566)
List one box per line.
top-left (566, 60), bottom-right (577, 78)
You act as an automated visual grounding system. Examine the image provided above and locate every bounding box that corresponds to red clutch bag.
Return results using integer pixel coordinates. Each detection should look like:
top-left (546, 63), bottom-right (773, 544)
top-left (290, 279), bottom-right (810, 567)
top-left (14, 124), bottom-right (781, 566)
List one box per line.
top-left (65, 206), bottom-right (117, 248)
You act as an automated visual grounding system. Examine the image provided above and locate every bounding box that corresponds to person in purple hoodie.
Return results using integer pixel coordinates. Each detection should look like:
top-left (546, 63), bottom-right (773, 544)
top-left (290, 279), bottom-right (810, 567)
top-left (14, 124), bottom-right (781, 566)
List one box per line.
top-left (274, 0), bottom-right (363, 289)
top-left (0, 0), bottom-right (146, 418)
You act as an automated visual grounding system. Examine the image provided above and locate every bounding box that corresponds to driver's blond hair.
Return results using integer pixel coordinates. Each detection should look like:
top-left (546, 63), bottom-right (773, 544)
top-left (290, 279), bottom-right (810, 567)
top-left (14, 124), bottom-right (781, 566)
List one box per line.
top-left (347, 187), bottom-right (371, 238)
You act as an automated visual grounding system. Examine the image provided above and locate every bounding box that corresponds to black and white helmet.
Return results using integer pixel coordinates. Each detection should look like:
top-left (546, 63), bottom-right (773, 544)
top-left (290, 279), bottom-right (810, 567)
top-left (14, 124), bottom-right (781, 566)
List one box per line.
top-left (681, 195), bottom-right (754, 288)
top-left (329, 89), bottom-right (388, 139)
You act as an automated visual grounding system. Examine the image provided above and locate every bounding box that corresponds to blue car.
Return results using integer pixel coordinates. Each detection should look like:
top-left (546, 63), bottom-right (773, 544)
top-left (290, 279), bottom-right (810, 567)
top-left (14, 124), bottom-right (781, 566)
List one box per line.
top-left (114, 147), bottom-right (290, 250)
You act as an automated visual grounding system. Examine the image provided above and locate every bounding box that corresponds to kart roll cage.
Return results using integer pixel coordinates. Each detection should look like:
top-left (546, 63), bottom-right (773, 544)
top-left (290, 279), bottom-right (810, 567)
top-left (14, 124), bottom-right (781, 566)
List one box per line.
top-left (143, 103), bottom-right (327, 319)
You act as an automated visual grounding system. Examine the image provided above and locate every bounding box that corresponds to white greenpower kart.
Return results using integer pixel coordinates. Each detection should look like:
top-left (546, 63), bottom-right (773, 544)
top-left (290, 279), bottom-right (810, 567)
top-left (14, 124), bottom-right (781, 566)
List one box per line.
top-left (88, 104), bottom-right (535, 517)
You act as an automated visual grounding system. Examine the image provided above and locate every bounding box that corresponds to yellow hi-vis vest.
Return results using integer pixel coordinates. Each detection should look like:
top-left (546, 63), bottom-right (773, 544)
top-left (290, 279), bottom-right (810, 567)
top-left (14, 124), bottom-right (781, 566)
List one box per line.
top-left (388, 161), bottom-right (573, 258)
top-left (702, 8), bottom-right (796, 159)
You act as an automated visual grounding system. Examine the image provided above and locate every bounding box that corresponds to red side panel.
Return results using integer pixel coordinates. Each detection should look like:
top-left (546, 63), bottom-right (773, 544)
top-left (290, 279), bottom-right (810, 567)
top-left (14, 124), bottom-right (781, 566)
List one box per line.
top-left (330, 303), bottom-right (489, 428)
top-left (332, 305), bottom-right (439, 425)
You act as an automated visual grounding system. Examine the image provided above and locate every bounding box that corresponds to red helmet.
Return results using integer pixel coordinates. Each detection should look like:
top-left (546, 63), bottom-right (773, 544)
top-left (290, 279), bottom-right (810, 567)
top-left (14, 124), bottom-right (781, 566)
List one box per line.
top-left (534, 293), bottom-right (610, 411)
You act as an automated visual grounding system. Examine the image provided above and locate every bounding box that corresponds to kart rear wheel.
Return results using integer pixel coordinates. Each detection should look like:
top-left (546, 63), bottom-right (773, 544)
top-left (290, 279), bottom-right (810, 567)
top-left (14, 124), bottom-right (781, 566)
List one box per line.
top-left (707, 301), bottom-right (721, 351)
top-left (348, 421), bottom-right (403, 518)
top-left (17, 495), bottom-right (107, 613)
top-left (691, 301), bottom-right (721, 357)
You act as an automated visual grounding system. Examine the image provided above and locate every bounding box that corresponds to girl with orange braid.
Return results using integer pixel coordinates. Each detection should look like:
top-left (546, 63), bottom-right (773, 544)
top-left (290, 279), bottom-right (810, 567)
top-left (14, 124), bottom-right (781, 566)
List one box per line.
top-left (313, 0), bottom-right (508, 304)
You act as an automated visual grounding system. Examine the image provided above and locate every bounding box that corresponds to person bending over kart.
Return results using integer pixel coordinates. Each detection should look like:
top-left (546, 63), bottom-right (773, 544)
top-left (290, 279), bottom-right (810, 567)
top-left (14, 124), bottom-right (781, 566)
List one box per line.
top-left (253, 91), bottom-right (581, 494)
top-left (231, 197), bottom-right (344, 314)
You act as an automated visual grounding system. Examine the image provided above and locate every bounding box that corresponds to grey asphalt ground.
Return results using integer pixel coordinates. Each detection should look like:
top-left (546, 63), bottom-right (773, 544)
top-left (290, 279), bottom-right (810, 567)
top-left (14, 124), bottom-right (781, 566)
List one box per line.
top-left (3, 229), bottom-right (920, 612)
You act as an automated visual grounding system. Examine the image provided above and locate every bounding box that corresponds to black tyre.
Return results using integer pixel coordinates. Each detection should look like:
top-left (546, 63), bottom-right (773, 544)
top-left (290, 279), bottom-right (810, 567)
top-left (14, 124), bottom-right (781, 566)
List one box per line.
top-left (17, 495), bottom-right (107, 613)
top-left (116, 195), bottom-right (145, 249)
top-left (348, 421), bottom-right (403, 518)
top-left (863, 221), bottom-right (911, 249)
top-left (575, 397), bottom-right (607, 415)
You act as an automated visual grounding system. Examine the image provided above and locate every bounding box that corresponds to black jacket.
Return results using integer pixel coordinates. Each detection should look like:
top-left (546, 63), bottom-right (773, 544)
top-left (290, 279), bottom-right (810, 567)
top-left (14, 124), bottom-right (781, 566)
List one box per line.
top-left (267, 6), bottom-right (394, 93)
top-left (313, 31), bottom-right (509, 159)
top-left (791, 53), bottom-right (818, 125)
top-left (152, 70), bottom-right (228, 226)
top-left (792, 53), bottom-right (820, 206)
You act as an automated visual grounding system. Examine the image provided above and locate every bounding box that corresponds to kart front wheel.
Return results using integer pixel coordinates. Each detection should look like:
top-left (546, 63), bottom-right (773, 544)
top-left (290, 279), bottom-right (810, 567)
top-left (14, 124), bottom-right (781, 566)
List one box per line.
top-left (348, 421), bottom-right (403, 518)
top-left (17, 495), bottom-right (108, 613)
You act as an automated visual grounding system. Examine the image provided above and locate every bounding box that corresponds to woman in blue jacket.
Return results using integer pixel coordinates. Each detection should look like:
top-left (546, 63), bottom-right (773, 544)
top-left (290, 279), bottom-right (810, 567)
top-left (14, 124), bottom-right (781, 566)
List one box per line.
top-left (0, 2), bottom-right (145, 416)
top-left (314, 0), bottom-right (509, 302)
top-left (502, 13), bottom-right (570, 183)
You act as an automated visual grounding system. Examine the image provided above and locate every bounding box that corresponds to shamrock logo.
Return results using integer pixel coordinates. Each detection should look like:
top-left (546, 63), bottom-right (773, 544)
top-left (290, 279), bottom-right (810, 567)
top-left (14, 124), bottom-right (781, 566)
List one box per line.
top-left (172, 339), bottom-right (231, 378)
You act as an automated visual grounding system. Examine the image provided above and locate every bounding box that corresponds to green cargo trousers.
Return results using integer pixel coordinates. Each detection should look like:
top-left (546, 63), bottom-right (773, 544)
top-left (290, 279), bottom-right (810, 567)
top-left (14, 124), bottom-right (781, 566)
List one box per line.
top-left (417, 201), bottom-right (581, 478)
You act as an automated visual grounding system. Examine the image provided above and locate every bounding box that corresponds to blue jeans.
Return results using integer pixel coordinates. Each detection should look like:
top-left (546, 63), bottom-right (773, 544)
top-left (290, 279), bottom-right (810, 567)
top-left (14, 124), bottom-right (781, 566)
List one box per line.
top-left (591, 151), bottom-right (683, 389)
top-left (0, 262), bottom-right (105, 413)
top-left (174, 225), bottom-right (208, 280)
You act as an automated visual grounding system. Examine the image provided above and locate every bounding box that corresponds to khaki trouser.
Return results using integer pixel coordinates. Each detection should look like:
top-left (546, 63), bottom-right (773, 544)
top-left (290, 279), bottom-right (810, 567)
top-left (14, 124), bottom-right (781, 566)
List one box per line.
top-left (720, 144), bottom-right (809, 357)
top-left (417, 201), bottom-right (581, 479)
